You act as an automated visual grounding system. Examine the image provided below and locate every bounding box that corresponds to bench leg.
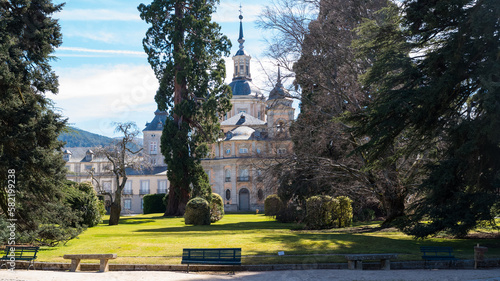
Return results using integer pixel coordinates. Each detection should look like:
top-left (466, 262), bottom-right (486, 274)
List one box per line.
top-left (355, 261), bottom-right (363, 270)
top-left (99, 259), bottom-right (110, 272)
top-left (347, 260), bottom-right (355, 270)
top-left (381, 259), bottom-right (391, 270)
top-left (69, 259), bottom-right (81, 272)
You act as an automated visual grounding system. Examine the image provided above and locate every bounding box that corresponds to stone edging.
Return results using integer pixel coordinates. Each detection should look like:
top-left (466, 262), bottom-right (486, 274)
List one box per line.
top-left (6, 258), bottom-right (500, 272)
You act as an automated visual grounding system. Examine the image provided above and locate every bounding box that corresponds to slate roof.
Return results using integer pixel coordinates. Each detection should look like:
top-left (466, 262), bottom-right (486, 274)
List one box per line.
top-left (229, 78), bottom-right (262, 97)
top-left (226, 126), bottom-right (255, 141)
top-left (144, 110), bottom-right (168, 131)
top-left (125, 166), bottom-right (168, 176)
top-left (220, 112), bottom-right (266, 127)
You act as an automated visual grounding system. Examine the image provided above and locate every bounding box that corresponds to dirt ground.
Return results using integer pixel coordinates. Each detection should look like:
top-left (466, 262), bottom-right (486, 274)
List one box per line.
top-left (1, 269), bottom-right (500, 281)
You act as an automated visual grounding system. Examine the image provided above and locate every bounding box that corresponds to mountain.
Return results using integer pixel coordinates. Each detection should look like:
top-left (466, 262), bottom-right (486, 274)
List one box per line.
top-left (59, 127), bottom-right (114, 147)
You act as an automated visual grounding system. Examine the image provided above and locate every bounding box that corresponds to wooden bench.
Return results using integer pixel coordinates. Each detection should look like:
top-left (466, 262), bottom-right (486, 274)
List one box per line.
top-left (0, 246), bottom-right (39, 270)
top-left (63, 254), bottom-right (117, 272)
top-left (420, 246), bottom-right (458, 268)
top-left (181, 248), bottom-right (241, 272)
top-left (344, 253), bottom-right (398, 270)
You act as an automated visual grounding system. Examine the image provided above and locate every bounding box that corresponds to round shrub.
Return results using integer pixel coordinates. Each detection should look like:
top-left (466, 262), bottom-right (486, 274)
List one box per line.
top-left (184, 197), bottom-right (211, 225)
top-left (210, 193), bottom-right (224, 223)
top-left (264, 194), bottom-right (284, 216)
top-left (143, 194), bottom-right (167, 214)
top-left (305, 195), bottom-right (338, 229)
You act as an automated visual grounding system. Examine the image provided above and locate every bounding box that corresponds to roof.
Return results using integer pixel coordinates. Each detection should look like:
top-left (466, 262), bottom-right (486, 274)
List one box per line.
top-left (62, 147), bottom-right (108, 163)
top-left (144, 110), bottom-right (168, 131)
top-left (125, 166), bottom-right (168, 176)
top-left (221, 112), bottom-right (266, 127)
top-left (229, 78), bottom-right (262, 97)
top-left (226, 126), bottom-right (255, 141)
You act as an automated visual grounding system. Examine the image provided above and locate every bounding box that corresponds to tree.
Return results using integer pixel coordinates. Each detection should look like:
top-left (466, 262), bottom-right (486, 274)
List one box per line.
top-left (259, 0), bottom-right (417, 225)
top-left (0, 0), bottom-right (86, 245)
top-left (139, 0), bottom-right (232, 216)
top-left (349, 0), bottom-right (500, 237)
top-left (92, 122), bottom-right (148, 225)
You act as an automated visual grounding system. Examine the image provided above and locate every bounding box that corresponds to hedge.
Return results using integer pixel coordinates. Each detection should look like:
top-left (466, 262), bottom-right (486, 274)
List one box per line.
top-left (143, 194), bottom-right (167, 214)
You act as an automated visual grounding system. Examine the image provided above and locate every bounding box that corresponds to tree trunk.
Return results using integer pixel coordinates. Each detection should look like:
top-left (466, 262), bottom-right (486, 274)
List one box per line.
top-left (380, 187), bottom-right (406, 227)
top-left (108, 190), bottom-right (122, 225)
top-left (164, 184), bottom-right (189, 216)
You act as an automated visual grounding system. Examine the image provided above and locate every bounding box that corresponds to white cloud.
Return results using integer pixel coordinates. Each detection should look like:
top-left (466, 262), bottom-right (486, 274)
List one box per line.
top-left (64, 30), bottom-right (118, 44)
top-left (57, 47), bottom-right (145, 56)
top-left (57, 9), bottom-right (141, 21)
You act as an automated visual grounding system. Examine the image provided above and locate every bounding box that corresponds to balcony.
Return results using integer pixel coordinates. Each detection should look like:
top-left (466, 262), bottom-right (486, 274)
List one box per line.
top-left (237, 176), bottom-right (250, 182)
top-left (225, 177), bottom-right (231, 182)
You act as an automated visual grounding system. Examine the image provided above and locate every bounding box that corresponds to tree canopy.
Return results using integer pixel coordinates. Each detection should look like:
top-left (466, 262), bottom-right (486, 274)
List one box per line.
top-left (349, 0), bottom-right (500, 237)
top-left (139, 0), bottom-right (232, 215)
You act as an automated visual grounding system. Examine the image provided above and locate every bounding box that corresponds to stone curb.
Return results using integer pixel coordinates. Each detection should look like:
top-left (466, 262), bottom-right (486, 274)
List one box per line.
top-left (7, 258), bottom-right (500, 272)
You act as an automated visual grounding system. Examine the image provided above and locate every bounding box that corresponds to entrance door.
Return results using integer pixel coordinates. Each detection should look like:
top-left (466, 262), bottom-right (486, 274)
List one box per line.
top-left (239, 188), bottom-right (250, 211)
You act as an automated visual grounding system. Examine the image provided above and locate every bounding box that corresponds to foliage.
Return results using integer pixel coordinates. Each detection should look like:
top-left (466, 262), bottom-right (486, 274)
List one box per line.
top-left (64, 181), bottom-right (105, 227)
top-left (276, 203), bottom-right (305, 223)
top-left (355, 208), bottom-right (376, 222)
top-left (305, 195), bottom-right (337, 229)
top-left (139, 0), bottom-right (232, 216)
top-left (143, 194), bottom-right (167, 214)
top-left (209, 193), bottom-right (224, 223)
top-left (184, 197), bottom-right (211, 225)
top-left (335, 196), bottom-right (353, 228)
top-left (0, 0), bottom-right (89, 245)
top-left (350, 0), bottom-right (500, 238)
top-left (264, 194), bottom-right (284, 216)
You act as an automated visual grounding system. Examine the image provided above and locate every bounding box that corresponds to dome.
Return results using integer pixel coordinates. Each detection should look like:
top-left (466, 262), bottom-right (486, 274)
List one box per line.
top-left (229, 79), bottom-right (262, 98)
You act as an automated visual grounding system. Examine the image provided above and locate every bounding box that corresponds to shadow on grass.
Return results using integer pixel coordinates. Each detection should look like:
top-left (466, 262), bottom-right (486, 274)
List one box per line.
top-left (134, 220), bottom-right (296, 233)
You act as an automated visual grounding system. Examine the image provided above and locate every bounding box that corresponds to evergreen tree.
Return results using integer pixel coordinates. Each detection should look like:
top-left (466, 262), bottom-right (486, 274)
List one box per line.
top-left (139, 0), bottom-right (232, 216)
top-left (350, 0), bottom-right (500, 237)
top-left (0, 0), bottom-right (84, 244)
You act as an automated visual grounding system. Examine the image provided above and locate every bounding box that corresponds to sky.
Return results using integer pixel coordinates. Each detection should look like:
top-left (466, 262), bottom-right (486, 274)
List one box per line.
top-left (49, 0), bottom-right (285, 138)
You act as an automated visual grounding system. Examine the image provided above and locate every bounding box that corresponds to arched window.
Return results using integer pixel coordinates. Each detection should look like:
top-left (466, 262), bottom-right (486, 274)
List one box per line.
top-left (257, 189), bottom-right (264, 201)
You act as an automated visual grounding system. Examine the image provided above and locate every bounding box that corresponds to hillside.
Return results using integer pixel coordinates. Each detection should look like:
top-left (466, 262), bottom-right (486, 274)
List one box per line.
top-left (58, 127), bottom-right (114, 147)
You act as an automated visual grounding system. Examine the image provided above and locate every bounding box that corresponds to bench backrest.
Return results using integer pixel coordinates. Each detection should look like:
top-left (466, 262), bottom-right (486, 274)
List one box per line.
top-left (420, 246), bottom-right (454, 256)
top-left (182, 248), bottom-right (241, 262)
top-left (2, 246), bottom-right (39, 260)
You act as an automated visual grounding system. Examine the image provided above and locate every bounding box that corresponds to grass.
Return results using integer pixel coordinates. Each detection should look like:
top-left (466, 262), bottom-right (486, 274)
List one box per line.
top-left (36, 214), bottom-right (500, 265)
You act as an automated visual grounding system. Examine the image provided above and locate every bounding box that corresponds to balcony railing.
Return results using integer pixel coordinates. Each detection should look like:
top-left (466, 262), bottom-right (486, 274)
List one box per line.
top-left (225, 177), bottom-right (231, 182)
top-left (237, 176), bottom-right (250, 182)
top-left (123, 189), bottom-right (133, 195)
top-left (140, 189), bottom-right (150, 195)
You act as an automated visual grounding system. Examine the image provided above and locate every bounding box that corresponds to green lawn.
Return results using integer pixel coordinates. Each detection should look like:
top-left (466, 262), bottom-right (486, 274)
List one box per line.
top-left (37, 214), bottom-right (500, 265)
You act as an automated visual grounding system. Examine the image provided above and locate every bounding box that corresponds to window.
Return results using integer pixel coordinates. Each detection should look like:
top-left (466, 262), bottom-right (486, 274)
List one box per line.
top-left (225, 169), bottom-right (231, 182)
top-left (102, 181), bottom-right (112, 193)
top-left (140, 180), bottom-right (150, 195)
top-left (257, 189), bottom-right (264, 201)
top-left (74, 165), bottom-right (81, 174)
top-left (150, 141), bottom-right (158, 155)
top-left (226, 189), bottom-right (231, 200)
top-left (238, 109), bottom-right (247, 114)
top-left (238, 168), bottom-right (249, 182)
top-left (151, 158), bottom-right (157, 165)
top-left (65, 165), bottom-right (71, 171)
top-left (85, 165), bottom-right (92, 171)
top-left (239, 148), bottom-right (248, 154)
top-left (124, 181), bottom-right (132, 195)
top-left (225, 148), bottom-right (231, 155)
top-left (141, 198), bottom-right (144, 209)
top-left (278, 148), bottom-right (287, 155)
top-left (124, 199), bottom-right (132, 210)
top-left (258, 111), bottom-right (261, 119)
top-left (158, 180), bottom-right (167, 194)
top-left (256, 147), bottom-right (262, 154)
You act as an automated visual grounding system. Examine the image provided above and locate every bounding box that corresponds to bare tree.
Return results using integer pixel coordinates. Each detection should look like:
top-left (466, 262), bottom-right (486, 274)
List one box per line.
top-left (92, 122), bottom-right (150, 225)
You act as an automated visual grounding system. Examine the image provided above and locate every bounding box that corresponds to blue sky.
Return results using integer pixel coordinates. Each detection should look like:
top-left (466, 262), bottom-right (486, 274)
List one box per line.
top-left (49, 0), bottom-right (281, 138)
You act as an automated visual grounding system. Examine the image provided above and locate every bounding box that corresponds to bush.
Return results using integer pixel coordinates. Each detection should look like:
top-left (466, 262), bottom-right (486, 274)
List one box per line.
top-left (184, 197), bottom-right (211, 225)
top-left (276, 203), bottom-right (305, 223)
top-left (143, 194), bottom-right (167, 214)
top-left (65, 181), bottom-right (105, 227)
top-left (210, 193), bottom-right (224, 223)
top-left (335, 196), bottom-right (353, 228)
top-left (264, 194), bottom-right (284, 216)
top-left (355, 208), bottom-right (376, 222)
top-left (305, 195), bottom-right (338, 229)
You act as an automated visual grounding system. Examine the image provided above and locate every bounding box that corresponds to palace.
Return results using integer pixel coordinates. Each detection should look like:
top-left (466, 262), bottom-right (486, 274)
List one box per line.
top-left (64, 12), bottom-right (294, 214)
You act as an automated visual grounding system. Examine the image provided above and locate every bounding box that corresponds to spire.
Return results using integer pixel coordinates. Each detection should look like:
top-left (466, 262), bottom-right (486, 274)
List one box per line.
top-left (277, 65), bottom-right (282, 85)
top-left (238, 4), bottom-right (245, 49)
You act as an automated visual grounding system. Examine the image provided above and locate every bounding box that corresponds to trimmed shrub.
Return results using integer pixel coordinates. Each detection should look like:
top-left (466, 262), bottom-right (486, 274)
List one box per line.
top-left (264, 194), bottom-right (284, 216)
top-left (210, 193), bottom-right (224, 223)
top-left (276, 203), bottom-right (305, 223)
top-left (184, 197), bottom-right (211, 225)
top-left (143, 194), bottom-right (167, 214)
top-left (305, 195), bottom-right (338, 229)
top-left (335, 196), bottom-right (353, 228)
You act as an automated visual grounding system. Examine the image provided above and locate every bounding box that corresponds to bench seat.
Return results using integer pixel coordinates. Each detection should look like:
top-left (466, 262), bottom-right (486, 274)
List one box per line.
top-left (181, 248), bottom-right (241, 272)
top-left (63, 254), bottom-right (117, 272)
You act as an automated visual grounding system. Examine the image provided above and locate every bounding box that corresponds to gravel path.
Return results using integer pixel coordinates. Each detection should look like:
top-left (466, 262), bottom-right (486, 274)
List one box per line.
top-left (2, 269), bottom-right (500, 281)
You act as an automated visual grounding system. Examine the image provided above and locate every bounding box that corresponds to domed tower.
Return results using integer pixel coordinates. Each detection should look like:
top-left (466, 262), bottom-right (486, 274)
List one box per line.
top-left (266, 67), bottom-right (294, 138)
top-left (226, 9), bottom-right (266, 122)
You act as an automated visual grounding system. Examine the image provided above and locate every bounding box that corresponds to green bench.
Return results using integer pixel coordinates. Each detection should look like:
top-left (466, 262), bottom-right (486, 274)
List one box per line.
top-left (181, 248), bottom-right (241, 272)
top-left (421, 246), bottom-right (458, 268)
top-left (0, 246), bottom-right (39, 270)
